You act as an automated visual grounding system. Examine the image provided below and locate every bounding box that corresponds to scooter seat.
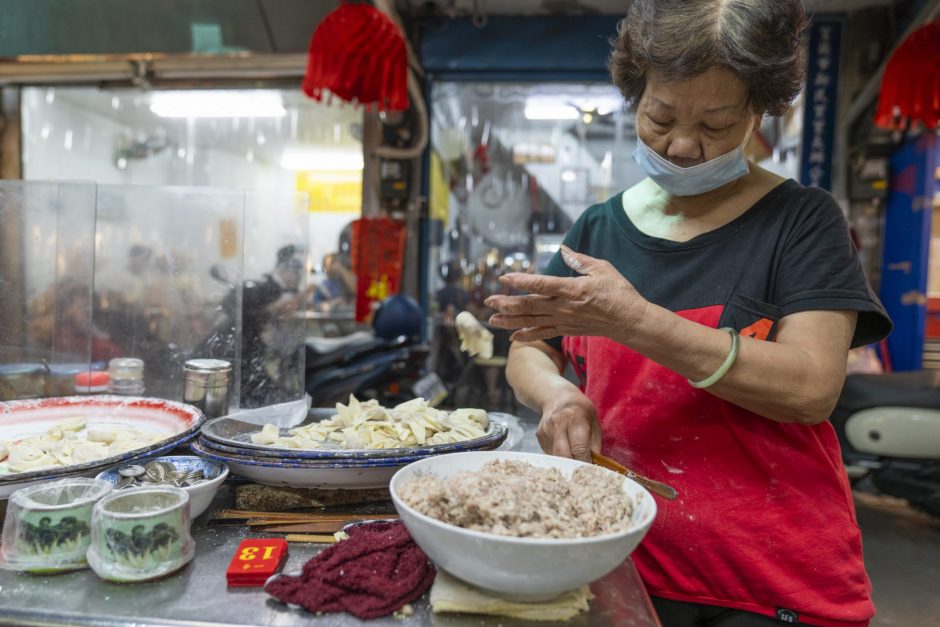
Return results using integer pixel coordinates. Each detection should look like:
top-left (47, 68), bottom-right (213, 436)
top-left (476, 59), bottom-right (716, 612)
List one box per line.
top-left (306, 331), bottom-right (375, 354)
top-left (839, 371), bottom-right (940, 411)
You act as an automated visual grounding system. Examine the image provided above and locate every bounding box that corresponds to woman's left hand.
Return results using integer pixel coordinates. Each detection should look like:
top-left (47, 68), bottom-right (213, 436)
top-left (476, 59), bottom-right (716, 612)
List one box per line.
top-left (486, 246), bottom-right (650, 343)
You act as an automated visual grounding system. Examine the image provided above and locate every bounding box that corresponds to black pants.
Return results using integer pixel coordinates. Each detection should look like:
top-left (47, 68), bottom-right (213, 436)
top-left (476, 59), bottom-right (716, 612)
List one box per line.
top-left (652, 597), bottom-right (806, 626)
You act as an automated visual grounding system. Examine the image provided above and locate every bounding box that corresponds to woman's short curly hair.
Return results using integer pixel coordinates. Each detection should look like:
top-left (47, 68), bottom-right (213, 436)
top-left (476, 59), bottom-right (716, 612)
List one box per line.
top-left (609, 0), bottom-right (807, 116)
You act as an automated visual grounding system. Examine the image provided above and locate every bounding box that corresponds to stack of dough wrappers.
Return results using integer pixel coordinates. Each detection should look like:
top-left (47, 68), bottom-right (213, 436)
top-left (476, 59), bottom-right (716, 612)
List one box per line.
top-left (248, 396), bottom-right (489, 451)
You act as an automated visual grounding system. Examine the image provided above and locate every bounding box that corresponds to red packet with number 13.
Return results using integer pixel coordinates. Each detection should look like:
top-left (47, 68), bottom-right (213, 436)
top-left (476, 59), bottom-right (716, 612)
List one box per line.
top-left (226, 538), bottom-right (288, 587)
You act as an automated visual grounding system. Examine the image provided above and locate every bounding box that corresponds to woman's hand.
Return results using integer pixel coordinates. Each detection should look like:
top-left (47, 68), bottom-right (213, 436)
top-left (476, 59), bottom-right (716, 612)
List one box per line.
top-left (485, 246), bottom-right (649, 343)
top-left (538, 389), bottom-right (602, 462)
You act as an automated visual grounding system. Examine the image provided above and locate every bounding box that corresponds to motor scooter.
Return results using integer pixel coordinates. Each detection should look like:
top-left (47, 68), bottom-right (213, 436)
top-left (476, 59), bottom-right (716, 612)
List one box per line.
top-left (830, 371), bottom-right (940, 517)
top-left (304, 331), bottom-right (429, 406)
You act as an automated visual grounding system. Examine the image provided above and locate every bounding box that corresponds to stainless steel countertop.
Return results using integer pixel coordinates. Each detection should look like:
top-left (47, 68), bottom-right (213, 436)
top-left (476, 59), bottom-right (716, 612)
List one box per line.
top-left (0, 418), bottom-right (660, 627)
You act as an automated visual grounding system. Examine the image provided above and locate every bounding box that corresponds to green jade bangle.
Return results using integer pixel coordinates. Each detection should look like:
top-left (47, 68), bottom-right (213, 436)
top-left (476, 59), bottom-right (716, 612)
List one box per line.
top-left (687, 327), bottom-right (740, 389)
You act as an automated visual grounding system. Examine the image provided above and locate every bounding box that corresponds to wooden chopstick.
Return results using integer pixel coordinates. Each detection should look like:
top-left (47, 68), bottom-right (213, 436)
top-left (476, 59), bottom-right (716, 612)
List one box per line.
top-left (591, 451), bottom-right (679, 501)
top-left (215, 510), bottom-right (326, 520)
top-left (215, 509), bottom-right (396, 521)
top-left (283, 534), bottom-right (338, 543)
top-left (215, 509), bottom-right (339, 520)
top-left (245, 514), bottom-right (398, 526)
top-left (261, 523), bottom-right (348, 533)
top-left (247, 519), bottom-right (351, 529)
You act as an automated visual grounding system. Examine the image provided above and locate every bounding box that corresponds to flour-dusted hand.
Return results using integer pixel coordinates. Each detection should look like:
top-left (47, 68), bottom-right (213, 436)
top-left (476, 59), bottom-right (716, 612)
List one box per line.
top-left (537, 388), bottom-right (601, 462)
top-left (486, 246), bottom-right (649, 343)
top-left (455, 311), bottom-right (494, 359)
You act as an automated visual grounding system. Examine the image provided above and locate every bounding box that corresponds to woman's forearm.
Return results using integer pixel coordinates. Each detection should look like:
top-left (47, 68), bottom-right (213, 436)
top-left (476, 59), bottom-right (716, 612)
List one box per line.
top-left (506, 343), bottom-right (580, 414)
top-left (486, 248), bottom-right (855, 426)
top-left (616, 303), bottom-right (856, 425)
top-left (506, 342), bottom-right (602, 461)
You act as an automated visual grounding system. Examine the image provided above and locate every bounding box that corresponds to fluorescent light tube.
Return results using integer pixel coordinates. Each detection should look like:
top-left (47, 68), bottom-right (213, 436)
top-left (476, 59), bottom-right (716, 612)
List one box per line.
top-left (524, 104), bottom-right (579, 120)
top-left (150, 91), bottom-right (286, 118)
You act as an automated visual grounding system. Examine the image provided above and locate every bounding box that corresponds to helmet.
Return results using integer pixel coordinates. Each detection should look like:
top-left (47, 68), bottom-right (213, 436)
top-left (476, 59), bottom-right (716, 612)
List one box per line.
top-left (372, 294), bottom-right (422, 339)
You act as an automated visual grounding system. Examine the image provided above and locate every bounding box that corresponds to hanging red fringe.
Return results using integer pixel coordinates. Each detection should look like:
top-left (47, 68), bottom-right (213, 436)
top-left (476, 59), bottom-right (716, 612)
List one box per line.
top-left (303, 2), bottom-right (409, 112)
top-left (874, 19), bottom-right (940, 130)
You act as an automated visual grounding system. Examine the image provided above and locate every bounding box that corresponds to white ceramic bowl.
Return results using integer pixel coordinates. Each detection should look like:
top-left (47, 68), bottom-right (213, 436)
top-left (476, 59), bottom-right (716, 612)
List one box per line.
top-left (96, 456), bottom-right (228, 519)
top-left (390, 450), bottom-right (657, 602)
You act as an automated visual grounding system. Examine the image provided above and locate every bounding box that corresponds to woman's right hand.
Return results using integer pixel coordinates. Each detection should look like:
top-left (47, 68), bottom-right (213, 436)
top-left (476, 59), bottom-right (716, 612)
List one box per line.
top-left (537, 390), bottom-right (601, 462)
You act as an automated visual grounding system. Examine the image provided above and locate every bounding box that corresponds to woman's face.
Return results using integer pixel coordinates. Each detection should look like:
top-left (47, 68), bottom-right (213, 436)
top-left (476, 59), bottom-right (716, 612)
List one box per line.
top-left (635, 65), bottom-right (760, 167)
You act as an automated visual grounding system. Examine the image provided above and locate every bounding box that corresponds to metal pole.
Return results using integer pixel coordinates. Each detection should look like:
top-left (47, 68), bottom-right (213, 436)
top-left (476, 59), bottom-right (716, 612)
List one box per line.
top-left (0, 88), bottom-right (24, 363)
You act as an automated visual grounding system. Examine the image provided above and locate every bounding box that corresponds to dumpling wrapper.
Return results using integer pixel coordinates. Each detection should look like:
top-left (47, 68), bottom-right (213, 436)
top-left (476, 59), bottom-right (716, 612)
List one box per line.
top-left (248, 394), bottom-right (490, 452)
top-left (250, 423), bottom-right (281, 445)
top-left (87, 429), bottom-right (119, 444)
top-left (54, 417), bottom-right (87, 432)
top-left (448, 408), bottom-right (489, 430)
top-left (108, 439), bottom-right (145, 456)
top-left (47, 439), bottom-right (75, 465)
top-left (455, 311), bottom-right (494, 359)
top-left (7, 442), bottom-right (56, 472)
top-left (72, 442), bottom-right (110, 464)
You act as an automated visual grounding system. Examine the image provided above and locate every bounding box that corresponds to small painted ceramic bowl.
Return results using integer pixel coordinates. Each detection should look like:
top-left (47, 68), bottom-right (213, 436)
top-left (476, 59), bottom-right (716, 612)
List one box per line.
top-left (96, 456), bottom-right (228, 519)
top-left (86, 486), bottom-right (194, 582)
top-left (0, 478), bottom-right (113, 574)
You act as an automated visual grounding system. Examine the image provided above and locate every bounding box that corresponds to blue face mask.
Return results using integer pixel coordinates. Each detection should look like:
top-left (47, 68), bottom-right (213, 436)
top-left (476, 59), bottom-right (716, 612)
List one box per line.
top-left (633, 135), bottom-right (750, 197)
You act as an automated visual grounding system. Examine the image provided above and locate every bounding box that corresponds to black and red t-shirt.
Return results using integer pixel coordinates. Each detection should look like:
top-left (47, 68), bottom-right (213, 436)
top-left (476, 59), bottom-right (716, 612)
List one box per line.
top-left (544, 179), bottom-right (891, 627)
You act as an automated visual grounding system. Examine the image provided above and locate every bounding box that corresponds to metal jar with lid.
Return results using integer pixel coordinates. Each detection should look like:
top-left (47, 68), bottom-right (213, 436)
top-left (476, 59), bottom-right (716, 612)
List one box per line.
top-left (183, 359), bottom-right (232, 419)
top-left (107, 358), bottom-right (145, 395)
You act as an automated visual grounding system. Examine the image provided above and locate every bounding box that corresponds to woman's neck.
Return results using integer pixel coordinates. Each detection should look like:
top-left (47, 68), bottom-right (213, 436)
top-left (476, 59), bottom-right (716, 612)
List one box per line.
top-left (624, 164), bottom-right (783, 242)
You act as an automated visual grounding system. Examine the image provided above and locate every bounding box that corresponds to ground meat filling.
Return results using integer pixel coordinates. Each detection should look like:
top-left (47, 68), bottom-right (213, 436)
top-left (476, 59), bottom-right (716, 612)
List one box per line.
top-left (398, 460), bottom-right (633, 539)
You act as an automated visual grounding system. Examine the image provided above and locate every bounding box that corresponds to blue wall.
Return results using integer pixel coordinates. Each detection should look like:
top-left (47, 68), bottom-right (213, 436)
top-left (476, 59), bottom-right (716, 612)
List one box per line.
top-left (880, 135), bottom-right (939, 370)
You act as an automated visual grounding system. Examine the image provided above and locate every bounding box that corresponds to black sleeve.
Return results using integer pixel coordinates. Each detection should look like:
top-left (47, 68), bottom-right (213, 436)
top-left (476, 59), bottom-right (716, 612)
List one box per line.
top-left (772, 189), bottom-right (892, 348)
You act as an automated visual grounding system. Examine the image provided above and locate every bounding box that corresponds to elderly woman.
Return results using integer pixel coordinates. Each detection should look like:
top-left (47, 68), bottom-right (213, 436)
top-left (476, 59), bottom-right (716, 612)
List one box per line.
top-left (487, 1), bottom-right (891, 626)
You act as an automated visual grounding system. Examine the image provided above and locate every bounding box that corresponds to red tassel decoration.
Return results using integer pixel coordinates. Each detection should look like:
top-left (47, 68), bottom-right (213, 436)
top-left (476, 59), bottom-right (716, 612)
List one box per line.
top-left (874, 20), bottom-right (940, 130)
top-left (303, 2), bottom-right (409, 112)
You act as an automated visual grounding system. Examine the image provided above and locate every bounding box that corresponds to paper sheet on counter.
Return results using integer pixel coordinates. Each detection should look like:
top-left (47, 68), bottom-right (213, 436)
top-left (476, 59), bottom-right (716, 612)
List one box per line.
top-left (429, 570), bottom-right (593, 622)
top-left (221, 395), bottom-right (312, 429)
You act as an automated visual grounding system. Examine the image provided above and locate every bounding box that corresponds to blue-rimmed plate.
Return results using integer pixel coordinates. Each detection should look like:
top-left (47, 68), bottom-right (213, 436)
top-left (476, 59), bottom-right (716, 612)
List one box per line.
top-left (189, 438), bottom-right (484, 490)
top-left (199, 408), bottom-right (508, 460)
top-left (191, 438), bottom-right (433, 468)
top-left (0, 396), bottom-right (205, 499)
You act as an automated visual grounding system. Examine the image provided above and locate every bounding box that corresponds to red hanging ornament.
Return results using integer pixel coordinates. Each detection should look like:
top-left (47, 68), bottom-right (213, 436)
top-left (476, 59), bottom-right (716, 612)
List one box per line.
top-left (303, 2), bottom-right (409, 112)
top-left (874, 19), bottom-right (940, 130)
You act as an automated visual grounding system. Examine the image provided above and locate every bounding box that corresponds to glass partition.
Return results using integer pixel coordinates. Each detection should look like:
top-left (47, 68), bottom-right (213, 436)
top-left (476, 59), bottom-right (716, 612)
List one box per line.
top-left (0, 180), bottom-right (308, 408)
top-left (92, 185), bottom-right (308, 408)
top-left (241, 190), bottom-right (309, 407)
top-left (22, 86), bottom-right (364, 340)
top-left (0, 181), bottom-right (97, 400)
